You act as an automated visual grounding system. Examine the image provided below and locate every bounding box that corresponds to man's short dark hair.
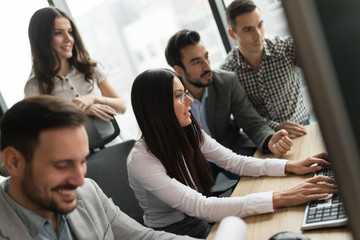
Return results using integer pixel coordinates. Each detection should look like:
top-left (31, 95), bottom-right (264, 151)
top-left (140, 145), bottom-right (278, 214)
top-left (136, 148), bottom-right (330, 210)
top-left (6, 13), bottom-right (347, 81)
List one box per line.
top-left (0, 95), bottom-right (87, 162)
top-left (226, 0), bottom-right (257, 30)
top-left (165, 29), bottom-right (201, 69)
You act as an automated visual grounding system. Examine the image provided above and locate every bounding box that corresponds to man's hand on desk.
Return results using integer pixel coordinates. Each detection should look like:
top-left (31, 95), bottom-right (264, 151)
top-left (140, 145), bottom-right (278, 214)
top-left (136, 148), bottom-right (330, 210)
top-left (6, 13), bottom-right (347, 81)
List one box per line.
top-left (285, 153), bottom-right (329, 175)
top-left (272, 175), bottom-right (337, 209)
top-left (268, 129), bottom-right (293, 156)
top-left (275, 121), bottom-right (307, 139)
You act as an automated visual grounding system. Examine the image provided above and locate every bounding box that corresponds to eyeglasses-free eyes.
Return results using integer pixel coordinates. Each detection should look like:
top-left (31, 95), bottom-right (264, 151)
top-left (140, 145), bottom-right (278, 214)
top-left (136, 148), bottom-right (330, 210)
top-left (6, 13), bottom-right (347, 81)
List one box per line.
top-left (173, 89), bottom-right (189, 104)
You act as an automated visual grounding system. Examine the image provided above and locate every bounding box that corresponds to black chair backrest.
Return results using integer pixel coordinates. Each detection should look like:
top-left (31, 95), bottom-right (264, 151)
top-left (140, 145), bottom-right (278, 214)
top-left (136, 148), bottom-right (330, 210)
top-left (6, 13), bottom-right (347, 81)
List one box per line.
top-left (85, 115), bottom-right (120, 153)
top-left (85, 139), bottom-right (144, 224)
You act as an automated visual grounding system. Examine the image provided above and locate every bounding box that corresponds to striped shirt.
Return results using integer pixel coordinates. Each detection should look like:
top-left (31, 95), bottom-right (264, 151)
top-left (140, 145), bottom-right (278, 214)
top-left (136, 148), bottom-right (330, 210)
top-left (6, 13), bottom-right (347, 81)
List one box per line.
top-left (221, 36), bottom-right (309, 128)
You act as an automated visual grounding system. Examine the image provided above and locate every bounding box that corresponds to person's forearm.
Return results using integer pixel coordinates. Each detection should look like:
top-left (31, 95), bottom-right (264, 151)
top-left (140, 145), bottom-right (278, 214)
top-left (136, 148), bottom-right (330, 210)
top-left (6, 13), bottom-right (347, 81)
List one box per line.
top-left (96, 96), bottom-right (126, 114)
top-left (272, 191), bottom-right (286, 209)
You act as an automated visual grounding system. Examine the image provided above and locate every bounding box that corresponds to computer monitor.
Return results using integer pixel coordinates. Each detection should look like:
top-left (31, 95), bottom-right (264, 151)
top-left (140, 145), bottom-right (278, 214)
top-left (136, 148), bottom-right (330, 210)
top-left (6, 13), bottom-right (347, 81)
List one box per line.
top-left (0, 91), bottom-right (7, 120)
top-left (282, 0), bottom-right (360, 238)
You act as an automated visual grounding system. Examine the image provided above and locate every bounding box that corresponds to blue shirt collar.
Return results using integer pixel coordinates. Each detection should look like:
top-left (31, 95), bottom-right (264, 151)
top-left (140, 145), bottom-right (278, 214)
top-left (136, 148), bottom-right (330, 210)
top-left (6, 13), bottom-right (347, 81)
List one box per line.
top-left (187, 87), bottom-right (212, 136)
top-left (188, 87), bottom-right (208, 103)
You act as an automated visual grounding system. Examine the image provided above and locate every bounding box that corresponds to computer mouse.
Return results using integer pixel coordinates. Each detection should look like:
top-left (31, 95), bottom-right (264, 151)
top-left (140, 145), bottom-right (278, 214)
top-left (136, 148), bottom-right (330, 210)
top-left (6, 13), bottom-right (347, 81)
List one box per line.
top-left (269, 231), bottom-right (310, 240)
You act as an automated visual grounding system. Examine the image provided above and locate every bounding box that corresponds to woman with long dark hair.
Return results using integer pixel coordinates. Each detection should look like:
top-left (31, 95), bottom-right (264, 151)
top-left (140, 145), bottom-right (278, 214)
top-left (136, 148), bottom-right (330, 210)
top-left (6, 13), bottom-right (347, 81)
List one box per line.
top-left (25, 7), bottom-right (126, 144)
top-left (128, 68), bottom-right (336, 238)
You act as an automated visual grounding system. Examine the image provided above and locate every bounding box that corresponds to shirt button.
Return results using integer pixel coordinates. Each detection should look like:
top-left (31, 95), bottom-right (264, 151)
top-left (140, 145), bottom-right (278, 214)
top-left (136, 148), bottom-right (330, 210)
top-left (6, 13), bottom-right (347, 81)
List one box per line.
top-left (76, 94), bottom-right (79, 97)
top-left (71, 87), bottom-right (74, 90)
top-left (65, 78), bottom-right (69, 81)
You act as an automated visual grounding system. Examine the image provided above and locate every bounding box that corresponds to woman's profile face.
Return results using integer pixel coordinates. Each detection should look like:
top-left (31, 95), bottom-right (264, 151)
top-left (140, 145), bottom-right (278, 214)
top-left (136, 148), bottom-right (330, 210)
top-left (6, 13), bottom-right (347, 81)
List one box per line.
top-left (173, 76), bottom-right (194, 127)
top-left (51, 17), bottom-right (74, 62)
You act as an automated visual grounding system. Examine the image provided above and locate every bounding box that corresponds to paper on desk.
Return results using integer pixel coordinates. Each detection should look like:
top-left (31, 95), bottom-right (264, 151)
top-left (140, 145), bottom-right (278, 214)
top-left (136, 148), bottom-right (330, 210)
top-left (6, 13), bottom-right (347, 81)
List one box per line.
top-left (214, 216), bottom-right (247, 240)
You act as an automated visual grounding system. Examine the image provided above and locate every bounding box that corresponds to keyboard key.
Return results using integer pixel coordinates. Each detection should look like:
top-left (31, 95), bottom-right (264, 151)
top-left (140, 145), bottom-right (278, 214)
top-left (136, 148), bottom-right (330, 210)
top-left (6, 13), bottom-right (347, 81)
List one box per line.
top-left (322, 215), bottom-right (338, 221)
top-left (307, 217), bottom-right (322, 223)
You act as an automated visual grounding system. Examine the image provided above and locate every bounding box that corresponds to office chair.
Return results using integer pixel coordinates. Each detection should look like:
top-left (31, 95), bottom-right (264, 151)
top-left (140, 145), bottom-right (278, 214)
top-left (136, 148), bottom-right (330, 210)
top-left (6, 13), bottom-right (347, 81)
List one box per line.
top-left (85, 115), bottom-right (121, 154)
top-left (85, 139), bottom-right (144, 224)
top-left (211, 174), bottom-right (238, 197)
top-left (210, 162), bottom-right (239, 197)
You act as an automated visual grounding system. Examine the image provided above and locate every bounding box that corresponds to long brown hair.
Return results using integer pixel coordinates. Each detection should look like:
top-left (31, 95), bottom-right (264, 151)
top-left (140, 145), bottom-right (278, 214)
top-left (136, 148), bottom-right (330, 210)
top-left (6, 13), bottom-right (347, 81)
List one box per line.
top-left (131, 68), bottom-right (214, 196)
top-left (28, 7), bottom-right (96, 94)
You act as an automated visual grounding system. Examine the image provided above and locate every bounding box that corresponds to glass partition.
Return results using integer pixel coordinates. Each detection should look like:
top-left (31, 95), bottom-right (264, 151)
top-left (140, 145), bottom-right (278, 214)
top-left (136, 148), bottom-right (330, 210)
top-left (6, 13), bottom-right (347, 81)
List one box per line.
top-left (0, 0), bottom-right (49, 107)
top-left (66, 0), bottom-right (227, 139)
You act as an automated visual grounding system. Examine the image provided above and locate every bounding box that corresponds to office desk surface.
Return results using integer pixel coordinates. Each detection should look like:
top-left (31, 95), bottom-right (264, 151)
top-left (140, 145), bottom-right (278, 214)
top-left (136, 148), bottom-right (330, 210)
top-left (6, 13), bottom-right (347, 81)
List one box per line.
top-left (207, 123), bottom-right (353, 240)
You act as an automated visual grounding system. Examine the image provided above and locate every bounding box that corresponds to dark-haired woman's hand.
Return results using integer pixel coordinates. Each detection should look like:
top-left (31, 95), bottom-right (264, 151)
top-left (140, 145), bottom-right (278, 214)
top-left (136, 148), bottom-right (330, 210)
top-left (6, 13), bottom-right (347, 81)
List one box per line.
top-left (285, 153), bottom-right (329, 175)
top-left (273, 175), bottom-right (337, 209)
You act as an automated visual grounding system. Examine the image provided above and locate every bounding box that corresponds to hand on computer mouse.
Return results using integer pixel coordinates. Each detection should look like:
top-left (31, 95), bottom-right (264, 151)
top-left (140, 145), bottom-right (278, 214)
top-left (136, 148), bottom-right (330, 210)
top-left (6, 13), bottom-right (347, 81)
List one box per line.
top-left (269, 231), bottom-right (310, 240)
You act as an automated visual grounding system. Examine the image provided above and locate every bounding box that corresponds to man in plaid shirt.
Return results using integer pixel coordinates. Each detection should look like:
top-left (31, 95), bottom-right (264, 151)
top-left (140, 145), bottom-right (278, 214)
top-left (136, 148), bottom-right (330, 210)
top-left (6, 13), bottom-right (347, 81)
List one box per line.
top-left (221, 0), bottom-right (309, 139)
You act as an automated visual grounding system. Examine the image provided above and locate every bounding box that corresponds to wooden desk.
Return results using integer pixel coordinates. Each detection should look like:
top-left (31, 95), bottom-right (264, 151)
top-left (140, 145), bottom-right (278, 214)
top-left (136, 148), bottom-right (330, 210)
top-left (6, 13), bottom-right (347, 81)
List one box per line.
top-left (207, 124), bottom-right (353, 240)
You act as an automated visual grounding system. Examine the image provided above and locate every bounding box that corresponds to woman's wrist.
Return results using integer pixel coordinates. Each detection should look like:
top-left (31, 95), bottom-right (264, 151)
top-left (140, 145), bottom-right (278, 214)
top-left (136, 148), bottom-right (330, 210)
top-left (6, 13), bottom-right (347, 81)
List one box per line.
top-left (284, 160), bottom-right (294, 174)
top-left (273, 191), bottom-right (286, 209)
top-left (103, 96), bottom-right (108, 105)
top-left (94, 95), bottom-right (107, 105)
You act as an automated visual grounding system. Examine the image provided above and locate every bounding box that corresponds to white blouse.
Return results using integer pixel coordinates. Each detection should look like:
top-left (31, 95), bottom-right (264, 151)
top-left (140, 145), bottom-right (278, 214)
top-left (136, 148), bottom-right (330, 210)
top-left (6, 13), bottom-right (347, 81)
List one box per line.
top-left (127, 131), bottom-right (288, 228)
top-left (24, 64), bottom-right (107, 99)
top-left (24, 64), bottom-right (120, 146)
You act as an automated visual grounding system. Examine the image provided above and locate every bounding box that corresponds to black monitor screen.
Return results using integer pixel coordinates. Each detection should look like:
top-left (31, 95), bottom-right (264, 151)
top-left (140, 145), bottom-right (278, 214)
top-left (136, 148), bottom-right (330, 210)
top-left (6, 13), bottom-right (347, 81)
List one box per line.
top-left (282, 0), bottom-right (360, 238)
top-left (314, 0), bottom-right (360, 149)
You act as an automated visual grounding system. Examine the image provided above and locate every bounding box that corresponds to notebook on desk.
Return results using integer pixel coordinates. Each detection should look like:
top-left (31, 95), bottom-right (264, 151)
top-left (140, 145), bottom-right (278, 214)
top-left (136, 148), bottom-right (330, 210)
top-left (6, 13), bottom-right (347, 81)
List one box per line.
top-left (301, 165), bottom-right (348, 231)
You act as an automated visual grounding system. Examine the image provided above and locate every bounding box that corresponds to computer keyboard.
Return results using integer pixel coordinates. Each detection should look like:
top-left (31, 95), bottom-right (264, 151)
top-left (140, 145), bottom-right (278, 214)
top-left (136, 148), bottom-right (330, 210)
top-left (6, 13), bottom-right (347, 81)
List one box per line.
top-left (301, 165), bottom-right (348, 231)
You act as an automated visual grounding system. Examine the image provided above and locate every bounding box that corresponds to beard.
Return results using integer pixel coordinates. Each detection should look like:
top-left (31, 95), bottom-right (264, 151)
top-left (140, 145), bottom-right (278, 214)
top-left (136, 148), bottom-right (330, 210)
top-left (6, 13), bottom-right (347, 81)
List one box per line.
top-left (21, 165), bottom-right (78, 215)
top-left (184, 70), bottom-right (213, 88)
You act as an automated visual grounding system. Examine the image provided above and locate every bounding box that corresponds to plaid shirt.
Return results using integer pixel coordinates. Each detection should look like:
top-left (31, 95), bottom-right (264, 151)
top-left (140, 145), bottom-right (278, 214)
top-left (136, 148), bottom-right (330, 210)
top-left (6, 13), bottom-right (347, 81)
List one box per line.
top-left (221, 36), bottom-right (310, 129)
